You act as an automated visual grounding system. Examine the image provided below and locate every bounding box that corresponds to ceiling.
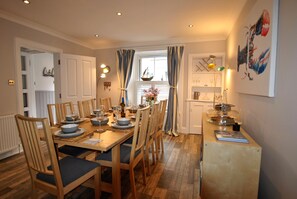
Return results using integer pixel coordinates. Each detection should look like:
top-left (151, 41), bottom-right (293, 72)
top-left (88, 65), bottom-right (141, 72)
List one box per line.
top-left (0, 0), bottom-right (247, 49)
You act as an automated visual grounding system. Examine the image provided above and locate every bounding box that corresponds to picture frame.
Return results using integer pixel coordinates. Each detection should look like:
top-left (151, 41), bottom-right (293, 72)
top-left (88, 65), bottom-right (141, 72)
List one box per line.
top-left (236, 0), bottom-right (278, 97)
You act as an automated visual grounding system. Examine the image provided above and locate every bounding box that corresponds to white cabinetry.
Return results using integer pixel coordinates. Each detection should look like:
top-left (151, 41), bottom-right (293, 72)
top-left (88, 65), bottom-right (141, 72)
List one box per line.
top-left (188, 101), bottom-right (213, 134)
top-left (187, 53), bottom-right (225, 134)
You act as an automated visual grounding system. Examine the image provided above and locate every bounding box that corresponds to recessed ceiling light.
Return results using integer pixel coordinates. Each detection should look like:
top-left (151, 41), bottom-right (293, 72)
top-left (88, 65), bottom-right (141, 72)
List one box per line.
top-left (188, 24), bottom-right (194, 28)
top-left (94, 34), bottom-right (100, 38)
top-left (23, 0), bottom-right (30, 4)
top-left (117, 12), bottom-right (122, 16)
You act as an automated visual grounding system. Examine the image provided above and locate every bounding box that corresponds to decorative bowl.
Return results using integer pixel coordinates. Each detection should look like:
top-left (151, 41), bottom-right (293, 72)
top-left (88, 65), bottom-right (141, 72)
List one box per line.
top-left (117, 118), bottom-right (131, 126)
top-left (91, 117), bottom-right (109, 126)
top-left (61, 124), bottom-right (79, 133)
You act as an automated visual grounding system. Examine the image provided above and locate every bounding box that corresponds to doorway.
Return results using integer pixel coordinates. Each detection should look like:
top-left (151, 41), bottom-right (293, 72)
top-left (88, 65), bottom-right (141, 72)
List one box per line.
top-left (20, 48), bottom-right (55, 118)
top-left (15, 38), bottom-right (63, 116)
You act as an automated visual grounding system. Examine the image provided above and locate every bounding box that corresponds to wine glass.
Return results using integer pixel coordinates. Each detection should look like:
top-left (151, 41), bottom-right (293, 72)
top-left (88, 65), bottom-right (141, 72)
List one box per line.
top-left (96, 108), bottom-right (105, 133)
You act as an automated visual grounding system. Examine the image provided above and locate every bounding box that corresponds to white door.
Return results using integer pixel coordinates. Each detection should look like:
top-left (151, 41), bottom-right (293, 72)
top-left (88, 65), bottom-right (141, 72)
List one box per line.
top-left (20, 52), bottom-right (36, 117)
top-left (58, 54), bottom-right (96, 110)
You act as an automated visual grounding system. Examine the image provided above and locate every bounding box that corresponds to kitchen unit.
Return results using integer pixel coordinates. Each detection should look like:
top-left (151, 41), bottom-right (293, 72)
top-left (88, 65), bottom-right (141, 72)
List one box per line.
top-left (187, 53), bottom-right (225, 134)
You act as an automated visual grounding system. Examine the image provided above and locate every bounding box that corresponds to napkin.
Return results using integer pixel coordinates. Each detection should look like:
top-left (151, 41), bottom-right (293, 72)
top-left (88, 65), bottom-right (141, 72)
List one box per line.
top-left (83, 138), bottom-right (102, 145)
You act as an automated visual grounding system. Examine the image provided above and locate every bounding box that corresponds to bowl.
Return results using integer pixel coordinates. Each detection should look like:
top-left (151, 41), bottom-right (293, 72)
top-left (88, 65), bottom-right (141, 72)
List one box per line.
top-left (91, 117), bottom-right (109, 126)
top-left (117, 118), bottom-right (130, 126)
top-left (61, 124), bottom-right (79, 133)
top-left (65, 114), bottom-right (79, 121)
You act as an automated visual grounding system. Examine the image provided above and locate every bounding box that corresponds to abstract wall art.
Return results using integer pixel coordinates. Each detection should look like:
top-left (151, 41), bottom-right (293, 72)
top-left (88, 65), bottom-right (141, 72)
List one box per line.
top-left (236, 0), bottom-right (278, 97)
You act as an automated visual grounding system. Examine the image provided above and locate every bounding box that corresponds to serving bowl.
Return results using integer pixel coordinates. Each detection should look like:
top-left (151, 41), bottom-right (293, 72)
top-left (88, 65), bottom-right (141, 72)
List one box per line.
top-left (117, 118), bottom-right (130, 126)
top-left (91, 117), bottom-right (109, 126)
top-left (61, 124), bottom-right (79, 133)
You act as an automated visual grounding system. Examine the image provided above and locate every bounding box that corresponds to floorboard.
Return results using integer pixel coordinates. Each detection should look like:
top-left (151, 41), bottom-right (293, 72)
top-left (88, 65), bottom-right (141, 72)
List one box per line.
top-left (0, 134), bottom-right (202, 199)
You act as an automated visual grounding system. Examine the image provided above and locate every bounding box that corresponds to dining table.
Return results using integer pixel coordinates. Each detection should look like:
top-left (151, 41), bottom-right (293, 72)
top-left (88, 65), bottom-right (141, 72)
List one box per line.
top-left (51, 113), bottom-right (135, 199)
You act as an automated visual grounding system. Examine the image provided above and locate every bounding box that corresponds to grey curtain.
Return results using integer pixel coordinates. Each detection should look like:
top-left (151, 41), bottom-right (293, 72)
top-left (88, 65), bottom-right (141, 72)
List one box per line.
top-left (116, 49), bottom-right (135, 104)
top-left (164, 46), bottom-right (184, 136)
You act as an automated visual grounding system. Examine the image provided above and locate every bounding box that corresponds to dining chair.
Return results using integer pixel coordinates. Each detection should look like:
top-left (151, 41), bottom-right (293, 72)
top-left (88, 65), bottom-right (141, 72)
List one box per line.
top-left (15, 114), bottom-right (101, 199)
top-left (47, 103), bottom-right (93, 158)
top-left (95, 106), bottom-right (150, 199)
top-left (47, 103), bottom-right (63, 126)
top-left (78, 99), bottom-right (94, 118)
top-left (61, 102), bottom-right (75, 119)
top-left (100, 97), bottom-right (112, 112)
top-left (155, 99), bottom-right (167, 160)
top-left (144, 102), bottom-right (159, 175)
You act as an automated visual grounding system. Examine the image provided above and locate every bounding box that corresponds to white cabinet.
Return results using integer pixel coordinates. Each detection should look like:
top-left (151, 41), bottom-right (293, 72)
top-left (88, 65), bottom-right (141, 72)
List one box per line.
top-left (189, 102), bottom-right (203, 134)
top-left (187, 53), bottom-right (225, 134)
top-left (188, 101), bottom-right (213, 134)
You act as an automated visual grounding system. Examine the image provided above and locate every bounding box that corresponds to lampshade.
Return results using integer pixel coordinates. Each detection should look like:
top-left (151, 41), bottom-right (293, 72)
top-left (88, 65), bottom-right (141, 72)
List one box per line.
top-left (208, 55), bottom-right (216, 69)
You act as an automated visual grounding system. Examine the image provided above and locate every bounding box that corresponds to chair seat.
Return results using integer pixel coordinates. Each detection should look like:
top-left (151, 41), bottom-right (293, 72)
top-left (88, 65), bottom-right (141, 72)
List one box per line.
top-left (123, 137), bottom-right (133, 145)
top-left (95, 145), bottom-right (140, 164)
top-left (37, 156), bottom-right (100, 186)
top-left (58, 145), bottom-right (91, 157)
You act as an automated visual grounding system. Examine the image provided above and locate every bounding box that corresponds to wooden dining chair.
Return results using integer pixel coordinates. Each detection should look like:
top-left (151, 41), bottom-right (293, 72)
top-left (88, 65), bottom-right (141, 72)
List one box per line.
top-left (95, 106), bottom-right (150, 199)
top-left (47, 103), bottom-right (93, 158)
top-left (78, 98), bottom-right (97, 118)
top-left (145, 102), bottom-right (159, 175)
top-left (15, 114), bottom-right (101, 199)
top-left (155, 99), bottom-right (167, 160)
top-left (100, 97), bottom-right (112, 112)
top-left (61, 102), bottom-right (75, 119)
top-left (47, 103), bottom-right (63, 126)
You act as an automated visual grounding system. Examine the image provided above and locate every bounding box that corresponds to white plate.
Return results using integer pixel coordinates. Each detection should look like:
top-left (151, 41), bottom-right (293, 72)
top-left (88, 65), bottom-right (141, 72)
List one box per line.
top-left (54, 128), bottom-right (85, 138)
top-left (61, 118), bottom-right (85, 124)
top-left (111, 123), bottom-right (135, 129)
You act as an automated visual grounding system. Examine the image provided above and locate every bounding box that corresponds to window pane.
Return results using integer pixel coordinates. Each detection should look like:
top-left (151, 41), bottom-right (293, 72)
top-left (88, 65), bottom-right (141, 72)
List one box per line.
top-left (22, 75), bottom-right (27, 89)
top-left (23, 93), bottom-right (28, 108)
top-left (24, 111), bottom-right (29, 117)
top-left (140, 58), bottom-right (154, 78)
top-left (140, 57), bottom-right (167, 81)
top-left (154, 57), bottom-right (167, 81)
top-left (21, 56), bottom-right (26, 71)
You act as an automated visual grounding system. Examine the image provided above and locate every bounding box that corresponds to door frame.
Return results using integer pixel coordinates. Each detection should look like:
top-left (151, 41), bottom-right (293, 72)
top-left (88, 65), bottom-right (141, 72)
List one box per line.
top-left (14, 38), bottom-right (63, 114)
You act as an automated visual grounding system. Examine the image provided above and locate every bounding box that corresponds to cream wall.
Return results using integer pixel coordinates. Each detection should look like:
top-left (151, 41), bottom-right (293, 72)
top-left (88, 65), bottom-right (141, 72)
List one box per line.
top-left (226, 0), bottom-right (297, 198)
top-left (0, 18), bottom-right (94, 115)
top-left (94, 48), bottom-right (119, 106)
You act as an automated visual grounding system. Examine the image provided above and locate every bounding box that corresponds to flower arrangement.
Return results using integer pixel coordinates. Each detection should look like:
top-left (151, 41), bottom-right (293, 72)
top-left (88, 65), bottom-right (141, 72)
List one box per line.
top-left (143, 86), bottom-right (160, 102)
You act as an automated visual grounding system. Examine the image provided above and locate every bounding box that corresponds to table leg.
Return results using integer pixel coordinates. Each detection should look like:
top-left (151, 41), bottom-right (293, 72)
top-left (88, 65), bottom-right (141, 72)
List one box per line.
top-left (112, 144), bottom-right (121, 199)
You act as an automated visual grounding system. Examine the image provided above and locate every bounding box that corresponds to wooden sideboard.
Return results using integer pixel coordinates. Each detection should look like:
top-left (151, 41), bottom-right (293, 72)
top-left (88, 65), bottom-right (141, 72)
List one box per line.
top-left (201, 113), bottom-right (262, 199)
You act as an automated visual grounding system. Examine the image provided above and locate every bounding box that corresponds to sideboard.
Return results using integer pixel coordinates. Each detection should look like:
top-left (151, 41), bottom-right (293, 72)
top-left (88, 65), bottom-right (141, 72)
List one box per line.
top-left (201, 113), bottom-right (262, 199)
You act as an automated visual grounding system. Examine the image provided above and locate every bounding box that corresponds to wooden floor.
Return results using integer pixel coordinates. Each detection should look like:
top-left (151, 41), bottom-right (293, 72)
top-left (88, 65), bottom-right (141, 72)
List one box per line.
top-left (0, 134), bottom-right (202, 199)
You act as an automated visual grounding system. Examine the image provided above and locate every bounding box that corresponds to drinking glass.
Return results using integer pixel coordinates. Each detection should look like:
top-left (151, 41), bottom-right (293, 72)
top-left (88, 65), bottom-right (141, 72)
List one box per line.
top-left (96, 108), bottom-right (105, 133)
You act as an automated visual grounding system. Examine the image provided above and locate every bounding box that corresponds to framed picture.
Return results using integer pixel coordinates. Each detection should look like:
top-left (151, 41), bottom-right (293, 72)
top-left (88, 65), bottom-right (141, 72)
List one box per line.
top-left (236, 0), bottom-right (278, 97)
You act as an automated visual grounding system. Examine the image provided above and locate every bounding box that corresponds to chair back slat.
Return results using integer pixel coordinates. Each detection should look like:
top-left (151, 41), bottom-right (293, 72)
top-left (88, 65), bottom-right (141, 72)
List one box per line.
top-left (101, 97), bottom-right (112, 112)
top-left (158, 99), bottom-right (167, 130)
top-left (61, 102), bottom-right (74, 119)
top-left (47, 103), bottom-right (63, 126)
top-left (78, 99), bottom-right (96, 118)
top-left (130, 106), bottom-right (150, 161)
top-left (147, 103), bottom-right (160, 140)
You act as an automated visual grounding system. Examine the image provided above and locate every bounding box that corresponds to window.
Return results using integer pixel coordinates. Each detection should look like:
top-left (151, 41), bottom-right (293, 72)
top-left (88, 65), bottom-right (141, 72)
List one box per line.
top-left (132, 50), bottom-right (169, 105)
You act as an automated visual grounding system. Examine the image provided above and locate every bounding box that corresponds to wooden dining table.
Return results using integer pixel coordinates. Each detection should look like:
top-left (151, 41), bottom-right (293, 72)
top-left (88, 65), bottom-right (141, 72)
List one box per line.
top-left (51, 114), bottom-right (135, 199)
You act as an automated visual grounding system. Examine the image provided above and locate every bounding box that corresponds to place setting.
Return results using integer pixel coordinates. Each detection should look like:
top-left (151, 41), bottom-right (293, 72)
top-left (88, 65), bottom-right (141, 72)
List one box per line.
top-left (54, 124), bottom-right (85, 138)
top-left (111, 117), bottom-right (135, 129)
top-left (61, 113), bottom-right (85, 124)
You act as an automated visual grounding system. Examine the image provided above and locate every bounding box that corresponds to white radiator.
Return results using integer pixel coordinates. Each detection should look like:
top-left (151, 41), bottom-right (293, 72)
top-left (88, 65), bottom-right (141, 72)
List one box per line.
top-left (0, 114), bottom-right (21, 154)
